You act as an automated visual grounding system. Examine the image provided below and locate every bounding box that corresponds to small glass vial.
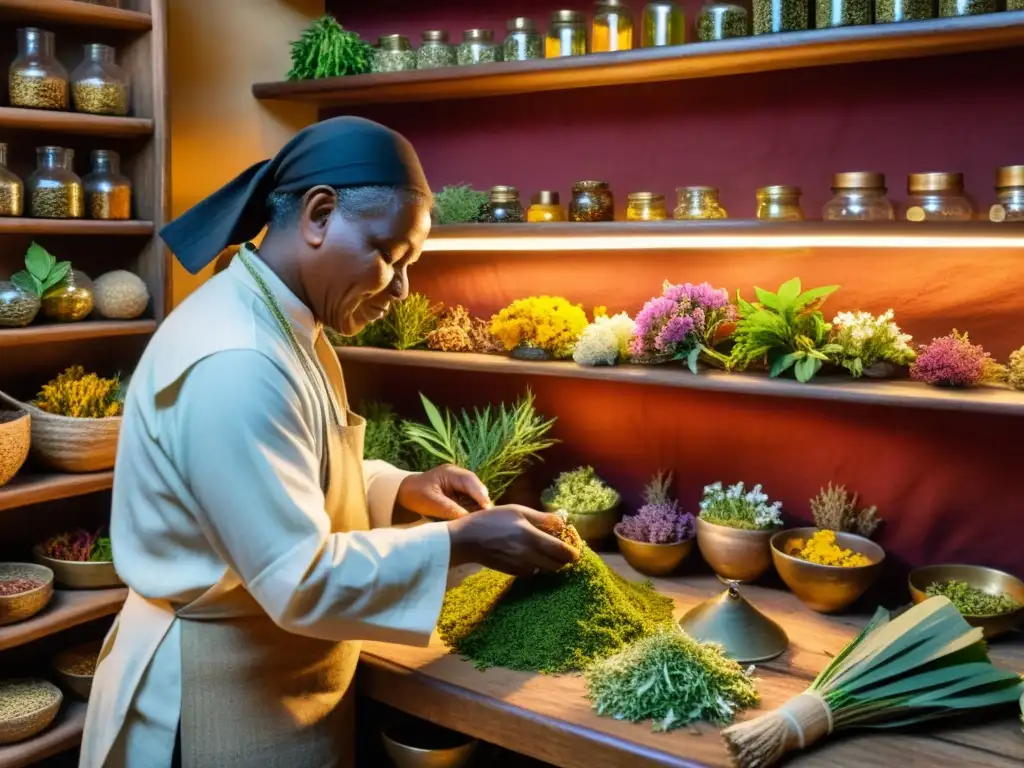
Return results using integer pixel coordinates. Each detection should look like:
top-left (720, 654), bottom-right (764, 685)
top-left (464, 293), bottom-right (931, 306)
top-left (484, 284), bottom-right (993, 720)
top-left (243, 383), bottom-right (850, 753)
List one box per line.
top-left (753, 0), bottom-right (810, 33)
top-left (593, 1), bottom-right (635, 52)
top-left (817, 0), bottom-right (871, 26)
top-left (84, 150), bottom-right (131, 220)
top-left (697, 4), bottom-right (749, 40)
top-left (626, 192), bottom-right (668, 221)
top-left (0, 144), bottom-right (24, 217)
top-left (823, 172), bottom-right (894, 221)
top-left (905, 173), bottom-right (973, 222)
top-left (570, 181), bottom-right (614, 222)
top-left (71, 43), bottom-right (130, 116)
top-left (458, 29), bottom-right (502, 65)
top-left (479, 186), bottom-right (525, 223)
top-left (756, 185), bottom-right (804, 221)
top-left (527, 190), bottom-right (567, 222)
top-left (9, 28), bottom-right (69, 111)
top-left (504, 18), bottom-right (543, 61)
top-left (28, 146), bottom-right (84, 219)
top-left (939, 0), bottom-right (996, 15)
top-left (875, 0), bottom-right (934, 22)
top-left (990, 165), bottom-right (1024, 223)
top-left (547, 11), bottom-right (588, 57)
top-left (417, 31), bottom-right (457, 69)
top-left (641, 2), bottom-right (686, 46)
top-left (372, 35), bottom-right (417, 73)
top-left (674, 186), bottom-right (728, 219)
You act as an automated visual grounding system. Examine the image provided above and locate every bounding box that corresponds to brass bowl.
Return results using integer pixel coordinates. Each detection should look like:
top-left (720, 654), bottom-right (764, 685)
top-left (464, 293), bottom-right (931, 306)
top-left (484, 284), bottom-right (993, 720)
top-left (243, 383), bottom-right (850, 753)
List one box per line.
top-left (541, 490), bottom-right (619, 547)
top-left (695, 516), bottom-right (776, 582)
top-left (33, 547), bottom-right (123, 590)
top-left (381, 730), bottom-right (478, 768)
top-left (615, 531), bottom-right (695, 577)
top-left (908, 564), bottom-right (1024, 639)
top-left (771, 528), bottom-right (885, 613)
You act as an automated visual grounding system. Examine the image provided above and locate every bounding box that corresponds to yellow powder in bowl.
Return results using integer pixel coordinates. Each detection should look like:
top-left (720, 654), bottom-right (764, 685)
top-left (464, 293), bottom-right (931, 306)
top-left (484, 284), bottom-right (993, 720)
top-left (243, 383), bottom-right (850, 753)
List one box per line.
top-left (786, 530), bottom-right (872, 567)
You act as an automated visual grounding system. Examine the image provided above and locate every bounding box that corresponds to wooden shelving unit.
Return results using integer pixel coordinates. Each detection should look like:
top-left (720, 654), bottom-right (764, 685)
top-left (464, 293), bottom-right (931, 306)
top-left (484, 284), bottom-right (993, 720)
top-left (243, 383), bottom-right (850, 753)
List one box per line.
top-left (0, 700), bottom-right (87, 768)
top-left (0, 218), bottom-right (153, 235)
top-left (0, 589), bottom-right (127, 652)
top-left (0, 471), bottom-right (113, 512)
top-left (0, 106), bottom-right (153, 137)
top-left (0, 0), bottom-right (151, 31)
top-left (0, 319), bottom-right (157, 348)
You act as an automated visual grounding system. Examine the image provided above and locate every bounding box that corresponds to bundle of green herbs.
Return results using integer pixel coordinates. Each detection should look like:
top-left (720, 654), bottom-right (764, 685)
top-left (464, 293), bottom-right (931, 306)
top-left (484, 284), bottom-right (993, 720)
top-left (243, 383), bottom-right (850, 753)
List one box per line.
top-left (586, 628), bottom-right (759, 731)
top-left (360, 401), bottom-right (412, 470)
top-left (543, 466), bottom-right (620, 514)
top-left (432, 184), bottom-right (488, 225)
top-left (330, 292), bottom-right (439, 350)
top-left (287, 16), bottom-right (372, 80)
top-left (924, 580), bottom-right (1021, 616)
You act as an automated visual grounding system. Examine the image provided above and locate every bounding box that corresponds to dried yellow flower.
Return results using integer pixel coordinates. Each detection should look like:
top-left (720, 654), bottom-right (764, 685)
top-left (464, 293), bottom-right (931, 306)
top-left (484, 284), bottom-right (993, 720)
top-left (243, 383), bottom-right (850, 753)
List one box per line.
top-left (787, 529), bottom-right (871, 567)
top-left (33, 365), bottom-right (122, 419)
top-left (489, 296), bottom-right (588, 359)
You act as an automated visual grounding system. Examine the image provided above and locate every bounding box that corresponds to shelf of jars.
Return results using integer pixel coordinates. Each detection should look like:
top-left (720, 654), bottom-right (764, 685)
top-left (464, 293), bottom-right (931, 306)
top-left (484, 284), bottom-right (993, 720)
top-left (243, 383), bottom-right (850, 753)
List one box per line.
top-left (0, 106), bottom-right (152, 137)
top-left (0, 700), bottom-right (87, 768)
top-left (0, 471), bottom-right (113, 512)
top-left (0, 0), bottom-right (151, 33)
top-left (0, 588), bottom-right (126, 652)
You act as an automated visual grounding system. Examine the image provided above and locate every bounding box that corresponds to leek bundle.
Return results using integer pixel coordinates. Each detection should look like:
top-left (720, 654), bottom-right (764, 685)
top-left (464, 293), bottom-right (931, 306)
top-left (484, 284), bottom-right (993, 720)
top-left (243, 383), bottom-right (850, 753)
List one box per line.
top-left (722, 597), bottom-right (1023, 768)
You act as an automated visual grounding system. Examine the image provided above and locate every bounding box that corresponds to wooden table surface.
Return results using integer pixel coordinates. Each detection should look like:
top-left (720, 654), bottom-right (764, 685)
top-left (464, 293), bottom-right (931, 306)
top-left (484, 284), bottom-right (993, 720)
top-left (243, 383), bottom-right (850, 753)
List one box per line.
top-left (358, 556), bottom-right (1024, 768)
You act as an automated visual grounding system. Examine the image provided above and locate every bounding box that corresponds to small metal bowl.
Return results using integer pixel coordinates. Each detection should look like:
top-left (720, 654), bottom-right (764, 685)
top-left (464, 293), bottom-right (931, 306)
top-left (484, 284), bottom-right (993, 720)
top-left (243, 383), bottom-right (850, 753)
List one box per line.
top-left (695, 516), bottom-right (776, 583)
top-left (771, 528), bottom-right (885, 613)
top-left (381, 729), bottom-right (478, 768)
top-left (908, 563), bottom-right (1024, 639)
top-left (615, 531), bottom-right (695, 577)
top-left (541, 490), bottom-right (619, 548)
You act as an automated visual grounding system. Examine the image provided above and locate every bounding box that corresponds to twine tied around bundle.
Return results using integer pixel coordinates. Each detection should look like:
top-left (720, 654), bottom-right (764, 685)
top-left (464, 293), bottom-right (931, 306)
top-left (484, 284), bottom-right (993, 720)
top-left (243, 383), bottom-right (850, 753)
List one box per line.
top-left (721, 691), bottom-right (834, 768)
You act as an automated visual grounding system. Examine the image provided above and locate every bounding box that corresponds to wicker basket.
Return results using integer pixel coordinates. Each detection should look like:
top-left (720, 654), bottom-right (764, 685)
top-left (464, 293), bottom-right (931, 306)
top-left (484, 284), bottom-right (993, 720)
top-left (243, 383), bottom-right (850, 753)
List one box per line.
top-left (0, 411), bottom-right (30, 487)
top-left (0, 392), bottom-right (121, 473)
top-left (0, 563), bottom-right (54, 627)
top-left (0, 679), bottom-right (62, 745)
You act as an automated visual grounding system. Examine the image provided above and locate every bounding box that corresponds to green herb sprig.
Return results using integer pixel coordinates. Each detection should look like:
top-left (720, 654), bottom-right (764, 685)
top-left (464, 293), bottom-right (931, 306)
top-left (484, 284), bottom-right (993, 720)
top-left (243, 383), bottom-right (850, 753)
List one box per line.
top-left (287, 16), bottom-right (373, 80)
top-left (432, 184), bottom-right (488, 225)
top-left (385, 293), bottom-right (440, 350)
top-left (544, 466), bottom-right (620, 514)
top-left (11, 242), bottom-right (71, 298)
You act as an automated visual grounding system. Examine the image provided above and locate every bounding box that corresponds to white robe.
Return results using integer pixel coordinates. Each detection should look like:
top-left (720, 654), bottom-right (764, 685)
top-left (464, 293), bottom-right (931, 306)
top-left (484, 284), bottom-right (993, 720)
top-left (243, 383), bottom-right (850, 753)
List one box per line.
top-left (80, 253), bottom-right (451, 768)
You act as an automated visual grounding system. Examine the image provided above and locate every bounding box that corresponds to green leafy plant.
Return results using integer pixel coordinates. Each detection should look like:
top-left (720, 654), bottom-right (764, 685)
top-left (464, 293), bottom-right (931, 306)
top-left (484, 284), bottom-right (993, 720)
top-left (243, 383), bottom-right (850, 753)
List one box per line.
top-left (384, 293), bottom-right (440, 350)
top-left (286, 16), bottom-right (372, 81)
top-left (544, 466), bottom-right (620, 514)
top-left (11, 242), bottom-right (71, 298)
top-left (361, 401), bottom-right (412, 470)
top-left (728, 277), bottom-right (842, 383)
top-left (402, 390), bottom-right (557, 501)
top-left (432, 184), bottom-right (488, 225)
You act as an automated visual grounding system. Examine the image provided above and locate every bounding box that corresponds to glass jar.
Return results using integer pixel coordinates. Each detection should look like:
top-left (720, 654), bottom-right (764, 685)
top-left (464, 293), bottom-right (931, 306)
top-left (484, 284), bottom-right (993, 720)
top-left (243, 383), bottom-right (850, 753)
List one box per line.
top-left (939, 0), bottom-right (996, 15)
top-left (504, 18), bottom-right (544, 61)
top-left (756, 185), bottom-right (803, 221)
top-left (570, 181), bottom-right (614, 222)
top-left (989, 165), bottom-right (1024, 223)
top-left (1009, 0), bottom-right (1024, 8)
top-left (673, 186), bottom-right (728, 219)
top-left (417, 31), bottom-right (457, 69)
top-left (875, 0), bottom-right (934, 22)
top-left (626, 192), bottom-right (668, 221)
top-left (9, 28), bottom-right (69, 111)
top-left (905, 173), bottom-right (973, 222)
top-left (697, 4), bottom-right (749, 40)
top-left (641, 2), bottom-right (686, 46)
top-left (28, 146), bottom-right (84, 219)
top-left (478, 186), bottom-right (525, 223)
top-left (593, 1), bottom-right (635, 52)
top-left (71, 43), bottom-right (130, 116)
top-left (0, 144), bottom-right (24, 218)
top-left (84, 149), bottom-right (131, 220)
top-left (547, 11), bottom-right (588, 57)
top-left (822, 172), bottom-right (894, 221)
top-left (753, 0), bottom-right (809, 33)
top-left (372, 35), bottom-right (417, 73)
top-left (527, 190), bottom-right (567, 222)
top-left (816, 0), bottom-right (871, 26)
top-left (458, 30), bottom-right (502, 65)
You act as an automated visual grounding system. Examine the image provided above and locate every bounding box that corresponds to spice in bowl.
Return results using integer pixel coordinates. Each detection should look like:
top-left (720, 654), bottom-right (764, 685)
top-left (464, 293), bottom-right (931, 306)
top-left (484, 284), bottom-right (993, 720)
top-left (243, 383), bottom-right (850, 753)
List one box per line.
top-left (784, 529), bottom-right (872, 567)
top-left (0, 679), bottom-right (61, 723)
top-left (40, 528), bottom-right (112, 562)
top-left (925, 580), bottom-right (1021, 616)
top-left (0, 578), bottom-right (44, 596)
top-left (54, 642), bottom-right (102, 677)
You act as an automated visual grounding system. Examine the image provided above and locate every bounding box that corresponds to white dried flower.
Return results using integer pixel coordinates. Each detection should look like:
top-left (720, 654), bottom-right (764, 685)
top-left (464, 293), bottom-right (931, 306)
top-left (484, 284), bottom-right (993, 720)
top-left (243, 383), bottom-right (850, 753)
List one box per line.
top-left (573, 312), bottom-right (635, 366)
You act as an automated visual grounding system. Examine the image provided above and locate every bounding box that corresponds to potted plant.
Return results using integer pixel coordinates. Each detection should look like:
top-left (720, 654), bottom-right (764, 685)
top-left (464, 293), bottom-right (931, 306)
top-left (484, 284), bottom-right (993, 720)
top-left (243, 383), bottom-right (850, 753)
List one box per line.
top-left (696, 481), bottom-right (784, 583)
top-left (614, 472), bottom-right (696, 576)
top-left (540, 466), bottom-right (620, 546)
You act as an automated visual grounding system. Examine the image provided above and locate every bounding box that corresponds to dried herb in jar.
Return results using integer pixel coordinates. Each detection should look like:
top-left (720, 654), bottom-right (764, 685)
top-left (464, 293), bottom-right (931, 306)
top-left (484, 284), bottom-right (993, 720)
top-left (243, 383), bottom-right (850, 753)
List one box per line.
top-left (939, 0), bottom-right (995, 14)
top-left (697, 4), bottom-right (749, 40)
top-left (753, 0), bottom-right (809, 33)
top-left (32, 183), bottom-right (84, 219)
top-left (875, 0), bottom-right (934, 22)
top-left (371, 35), bottom-right (416, 73)
top-left (10, 71), bottom-right (68, 110)
top-left (816, 0), bottom-right (871, 26)
top-left (417, 31), bottom-right (456, 69)
top-left (72, 80), bottom-right (129, 115)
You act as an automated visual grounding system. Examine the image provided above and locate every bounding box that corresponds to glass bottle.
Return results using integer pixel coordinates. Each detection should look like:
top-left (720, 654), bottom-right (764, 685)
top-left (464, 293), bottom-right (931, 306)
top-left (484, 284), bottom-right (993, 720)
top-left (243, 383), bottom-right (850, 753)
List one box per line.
top-left (673, 186), bottom-right (728, 219)
top-left (547, 11), bottom-right (588, 57)
top-left (697, 4), bottom-right (750, 40)
top-left (478, 186), bottom-right (525, 223)
top-left (417, 31), bottom-right (457, 69)
top-left (822, 172), bottom-right (894, 221)
top-left (593, 1), bottom-right (635, 52)
top-left (9, 28), bottom-right (69, 111)
top-left (875, 0), bottom-right (934, 22)
top-left (0, 144), bottom-right (24, 217)
top-left (641, 2), bottom-right (686, 46)
top-left (939, 0), bottom-right (996, 15)
top-left (905, 172), bottom-right (973, 222)
top-left (458, 30), bottom-right (502, 65)
top-left (28, 146), bottom-right (84, 219)
top-left (71, 43), bottom-right (130, 116)
top-left (816, 0), bottom-right (871, 26)
top-left (626, 192), bottom-right (668, 221)
top-left (372, 35), bottom-right (417, 73)
top-left (527, 191), bottom-right (567, 222)
top-left (755, 185), bottom-right (803, 221)
top-left (504, 18), bottom-right (544, 61)
top-left (990, 165), bottom-right (1024, 223)
top-left (84, 150), bottom-right (131, 220)
top-left (753, 0), bottom-right (809, 33)
top-left (570, 181), bottom-right (615, 222)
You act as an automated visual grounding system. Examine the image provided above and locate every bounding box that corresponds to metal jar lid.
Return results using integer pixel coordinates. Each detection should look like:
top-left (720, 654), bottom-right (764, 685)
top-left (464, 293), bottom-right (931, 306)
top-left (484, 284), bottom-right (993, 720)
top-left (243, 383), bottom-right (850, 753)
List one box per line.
top-left (377, 34), bottom-right (412, 51)
top-left (757, 185), bottom-right (802, 197)
top-left (551, 10), bottom-right (586, 25)
top-left (628, 192), bottom-right (665, 202)
top-left (489, 185), bottom-right (519, 202)
top-left (995, 165), bottom-right (1024, 189)
top-left (572, 180), bottom-right (610, 191)
top-left (907, 172), bottom-right (964, 194)
top-left (463, 29), bottom-right (495, 42)
top-left (677, 185), bottom-right (719, 194)
top-left (532, 190), bottom-right (560, 205)
top-left (421, 30), bottom-right (449, 43)
top-left (507, 17), bottom-right (536, 32)
top-left (831, 171), bottom-right (885, 190)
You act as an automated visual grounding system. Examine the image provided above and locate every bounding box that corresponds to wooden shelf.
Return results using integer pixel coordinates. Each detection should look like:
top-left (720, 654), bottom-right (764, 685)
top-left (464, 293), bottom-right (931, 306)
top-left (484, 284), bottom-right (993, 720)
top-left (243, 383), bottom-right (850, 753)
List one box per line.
top-left (0, 472), bottom-right (114, 513)
top-left (254, 12), bottom-right (1024, 107)
top-left (0, 107), bottom-right (153, 137)
top-left (0, 319), bottom-right (156, 349)
top-left (0, 219), bottom-right (153, 236)
top-left (0, 588), bottom-right (126, 652)
top-left (0, 700), bottom-right (87, 768)
top-left (0, 0), bottom-right (151, 32)
top-left (336, 348), bottom-right (1024, 417)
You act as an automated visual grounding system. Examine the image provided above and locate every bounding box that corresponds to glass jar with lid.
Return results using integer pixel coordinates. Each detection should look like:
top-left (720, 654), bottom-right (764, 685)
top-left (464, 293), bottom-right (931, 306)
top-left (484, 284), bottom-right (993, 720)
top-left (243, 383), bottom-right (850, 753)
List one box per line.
top-left (939, 0), bottom-right (996, 15)
top-left (9, 28), bottom-right (69, 111)
top-left (753, 0), bottom-right (809, 34)
top-left (479, 186), bottom-right (525, 223)
top-left (527, 191), bottom-right (567, 222)
top-left (673, 186), bottom-right (728, 219)
top-left (626, 192), bottom-right (668, 221)
top-left (417, 31), bottom-right (457, 69)
top-left (755, 185), bottom-right (803, 221)
top-left (0, 144), bottom-right (24, 217)
top-left (504, 18), bottom-right (543, 61)
top-left (570, 181), bottom-right (614, 222)
top-left (593, 1), bottom-right (635, 52)
top-left (641, 3), bottom-right (686, 46)
top-left (990, 165), bottom-right (1024, 223)
top-left (547, 11), bottom-right (588, 57)
top-left (71, 43), bottom-right (130, 116)
top-left (28, 146), bottom-right (84, 219)
top-left (372, 35), bottom-right (417, 73)
top-left (905, 173), bottom-right (973, 222)
top-left (816, 0), bottom-right (871, 26)
top-left (458, 30), bottom-right (502, 65)
top-left (822, 172), bottom-right (894, 221)
top-left (697, 4), bottom-right (749, 40)
top-left (84, 149), bottom-right (131, 220)
top-left (875, 0), bottom-right (934, 22)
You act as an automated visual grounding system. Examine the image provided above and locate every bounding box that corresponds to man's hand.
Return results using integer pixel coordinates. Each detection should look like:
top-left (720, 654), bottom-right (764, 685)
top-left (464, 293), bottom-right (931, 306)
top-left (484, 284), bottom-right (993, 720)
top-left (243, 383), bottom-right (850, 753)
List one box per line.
top-left (447, 505), bottom-right (580, 576)
top-left (395, 464), bottom-right (492, 522)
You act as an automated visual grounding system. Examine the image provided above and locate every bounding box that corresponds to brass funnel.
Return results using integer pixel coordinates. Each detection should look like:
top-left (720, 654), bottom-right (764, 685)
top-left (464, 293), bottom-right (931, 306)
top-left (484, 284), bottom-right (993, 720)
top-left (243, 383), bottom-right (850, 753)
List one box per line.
top-left (678, 582), bottom-right (789, 663)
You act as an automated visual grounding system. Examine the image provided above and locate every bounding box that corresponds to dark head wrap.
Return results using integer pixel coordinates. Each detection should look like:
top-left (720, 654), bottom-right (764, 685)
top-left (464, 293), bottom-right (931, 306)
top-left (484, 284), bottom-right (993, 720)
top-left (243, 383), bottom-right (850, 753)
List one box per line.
top-left (160, 116), bottom-right (430, 275)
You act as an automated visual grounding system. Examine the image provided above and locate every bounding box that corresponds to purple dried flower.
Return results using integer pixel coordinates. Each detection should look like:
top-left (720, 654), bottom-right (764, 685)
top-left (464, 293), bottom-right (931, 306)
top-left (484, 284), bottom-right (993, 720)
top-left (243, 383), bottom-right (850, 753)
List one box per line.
top-left (910, 330), bottom-right (1000, 388)
top-left (629, 281), bottom-right (734, 362)
top-left (655, 314), bottom-right (695, 351)
top-left (616, 502), bottom-right (696, 544)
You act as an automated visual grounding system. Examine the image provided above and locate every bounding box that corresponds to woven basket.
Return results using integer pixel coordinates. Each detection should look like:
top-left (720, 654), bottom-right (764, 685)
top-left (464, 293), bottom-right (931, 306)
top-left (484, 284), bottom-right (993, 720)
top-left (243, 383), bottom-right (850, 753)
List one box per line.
top-left (0, 411), bottom-right (30, 487)
top-left (0, 679), bottom-right (62, 745)
top-left (0, 563), bottom-right (54, 627)
top-left (0, 392), bottom-right (120, 473)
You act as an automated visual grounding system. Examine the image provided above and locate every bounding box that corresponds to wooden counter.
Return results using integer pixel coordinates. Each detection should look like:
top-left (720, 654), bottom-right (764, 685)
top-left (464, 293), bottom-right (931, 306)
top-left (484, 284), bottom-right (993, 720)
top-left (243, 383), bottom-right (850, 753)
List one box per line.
top-left (358, 557), bottom-right (1024, 768)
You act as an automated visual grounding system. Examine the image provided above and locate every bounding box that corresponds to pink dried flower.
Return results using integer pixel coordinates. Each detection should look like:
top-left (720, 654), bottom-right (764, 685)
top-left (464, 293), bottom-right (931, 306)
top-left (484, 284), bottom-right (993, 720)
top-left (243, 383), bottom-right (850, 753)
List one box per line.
top-left (629, 281), bottom-right (735, 369)
top-left (910, 330), bottom-right (1002, 388)
top-left (614, 472), bottom-right (695, 544)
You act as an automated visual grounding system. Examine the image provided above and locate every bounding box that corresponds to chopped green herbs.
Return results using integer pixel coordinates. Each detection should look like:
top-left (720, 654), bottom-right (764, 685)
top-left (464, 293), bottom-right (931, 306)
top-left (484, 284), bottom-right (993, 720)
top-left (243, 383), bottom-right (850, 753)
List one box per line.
top-left (924, 580), bottom-right (1021, 616)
